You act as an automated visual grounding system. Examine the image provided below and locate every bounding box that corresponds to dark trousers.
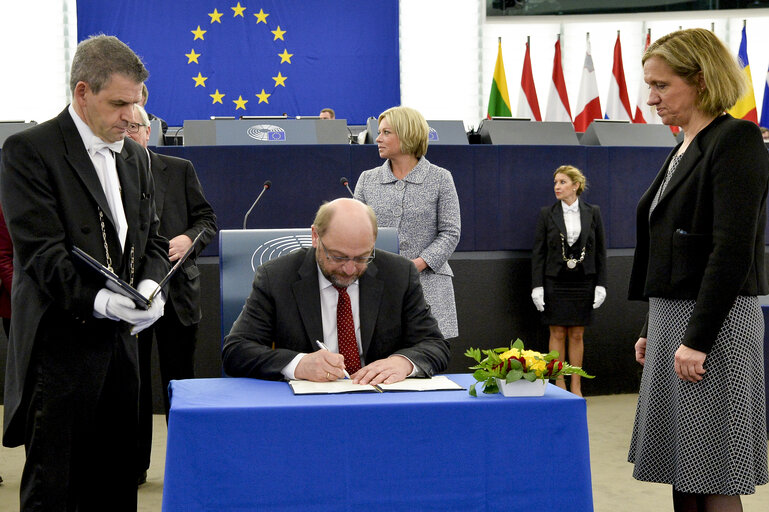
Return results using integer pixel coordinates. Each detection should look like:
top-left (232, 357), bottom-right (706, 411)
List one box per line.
top-left (137, 303), bottom-right (197, 472)
top-left (20, 328), bottom-right (139, 511)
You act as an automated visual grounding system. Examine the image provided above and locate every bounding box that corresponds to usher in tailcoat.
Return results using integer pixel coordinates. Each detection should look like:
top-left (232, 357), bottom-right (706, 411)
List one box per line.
top-left (531, 200), bottom-right (607, 288)
top-left (148, 150), bottom-right (216, 325)
top-left (222, 247), bottom-right (450, 381)
top-left (0, 108), bottom-right (170, 446)
top-left (628, 114), bottom-right (769, 353)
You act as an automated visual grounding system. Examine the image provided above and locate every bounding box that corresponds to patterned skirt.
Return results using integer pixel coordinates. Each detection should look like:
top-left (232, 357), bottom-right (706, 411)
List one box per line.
top-left (628, 296), bottom-right (768, 495)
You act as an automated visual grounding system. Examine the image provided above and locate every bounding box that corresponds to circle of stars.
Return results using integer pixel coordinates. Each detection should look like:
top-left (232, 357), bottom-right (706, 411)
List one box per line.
top-left (185, 3), bottom-right (293, 112)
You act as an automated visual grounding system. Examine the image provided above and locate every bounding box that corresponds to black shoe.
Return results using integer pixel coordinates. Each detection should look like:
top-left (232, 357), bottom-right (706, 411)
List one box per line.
top-left (137, 470), bottom-right (147, 486)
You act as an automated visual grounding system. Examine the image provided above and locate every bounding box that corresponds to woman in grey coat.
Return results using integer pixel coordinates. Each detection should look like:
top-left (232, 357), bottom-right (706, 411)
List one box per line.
top-left (354, 106), bottom-right (461, 338)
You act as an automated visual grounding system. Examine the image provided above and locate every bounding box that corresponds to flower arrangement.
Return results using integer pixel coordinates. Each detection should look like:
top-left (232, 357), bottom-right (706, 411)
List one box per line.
top-left (465, 338), bottom-right (593, 396)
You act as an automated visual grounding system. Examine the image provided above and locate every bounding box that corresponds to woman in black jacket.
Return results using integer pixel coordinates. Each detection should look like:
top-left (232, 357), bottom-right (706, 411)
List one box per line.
top-left (531, 165), bottom-right (606, 396)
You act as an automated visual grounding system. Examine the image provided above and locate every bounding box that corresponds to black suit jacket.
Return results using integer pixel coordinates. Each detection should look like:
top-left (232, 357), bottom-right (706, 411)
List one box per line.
top-left (149, 150), bottom-right (217, 325)
top-left (531, 200), bottom-right (607, 288)
top-left (0, 108), bottom-right (170, 446)
top-left (628, 114), bottom-right (769, 353)
top-left (222, 248), bottom-right (450, 380)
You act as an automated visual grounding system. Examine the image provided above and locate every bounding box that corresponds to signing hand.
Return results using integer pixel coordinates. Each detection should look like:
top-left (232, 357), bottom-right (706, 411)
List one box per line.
top-left (295, 349), bottom-right (347, 382)
top-left (635, 337), bottom-right (647, 365)
top-left (168, 234), bottom-right (193, 262)
top-left (674, 344), bottom-right (706, 383)
top-left (352, 355), bottom-right (413, 385)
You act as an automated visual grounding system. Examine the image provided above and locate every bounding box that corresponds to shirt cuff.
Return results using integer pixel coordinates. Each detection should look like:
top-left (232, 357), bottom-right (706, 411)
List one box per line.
top-left (281, 353), bottom-right (306, 380)
top-left (391, 354), bottom-right (419, 377)
top-left (93, 288), bottom-right (113, 319)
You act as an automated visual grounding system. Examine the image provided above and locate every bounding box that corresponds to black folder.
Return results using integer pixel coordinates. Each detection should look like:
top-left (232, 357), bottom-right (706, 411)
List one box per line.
top-left (73, 231), bottom-right (205, 309)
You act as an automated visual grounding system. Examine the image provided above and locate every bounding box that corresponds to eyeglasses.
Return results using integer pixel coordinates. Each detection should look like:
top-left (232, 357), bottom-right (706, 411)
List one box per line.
top-left (126, 122), bottom-right (148, 134)
top-left (318, 236), bottom-right (375, 264)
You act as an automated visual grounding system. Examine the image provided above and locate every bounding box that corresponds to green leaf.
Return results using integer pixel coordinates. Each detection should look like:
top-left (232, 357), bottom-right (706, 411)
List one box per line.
top-left (506, 369), bottom-right (523, 382)
top-left (512, 338), bottom-right (524, 350)
top-left (483, 379), bottom-right (499, 394)
top-left (522, 372), bottom-right (537, 382)
top-left (507, 358), bottom-right (523, 371)
top-left (469, 383), bottom-right (477, 397)
top-left (464, 347), bottom-right (482, 363)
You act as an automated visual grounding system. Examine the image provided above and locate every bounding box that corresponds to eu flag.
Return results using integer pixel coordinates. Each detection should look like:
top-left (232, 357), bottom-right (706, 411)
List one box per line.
top-left (76, 1), bottom-right (400, 125)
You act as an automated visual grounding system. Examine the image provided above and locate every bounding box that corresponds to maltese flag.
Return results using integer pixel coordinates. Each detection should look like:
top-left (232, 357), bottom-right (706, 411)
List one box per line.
top-left (517, 39), bottom-right (542, 121)
top-left (605, 32), bottom-right (633, 121)
top-left (573, 35), bottom-right (602, 132)
top-left (545, 36), bottom-right (572, 122)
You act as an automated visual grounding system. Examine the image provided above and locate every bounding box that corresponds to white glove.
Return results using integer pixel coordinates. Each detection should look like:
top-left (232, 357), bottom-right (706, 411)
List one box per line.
top-left (593, 286), bottom-right (606, 309)
top-left (130, 279), bottom-right (165, 335)
top-left (94, 288), bottom-right (146, 324)
top-left (531, 287), bottom-right (545, 312)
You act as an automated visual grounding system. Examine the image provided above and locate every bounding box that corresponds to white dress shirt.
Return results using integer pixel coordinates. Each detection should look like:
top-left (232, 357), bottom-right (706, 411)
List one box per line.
top-left (561, 199), bottom-right (581, 246)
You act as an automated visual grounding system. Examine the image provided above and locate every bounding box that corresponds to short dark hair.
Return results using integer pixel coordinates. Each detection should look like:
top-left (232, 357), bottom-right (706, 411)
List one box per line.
top-left (69, 34), bottom-right (149, 94)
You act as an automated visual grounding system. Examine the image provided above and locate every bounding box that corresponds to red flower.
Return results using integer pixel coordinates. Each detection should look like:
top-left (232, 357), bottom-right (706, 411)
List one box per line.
top-left (546, 359), bottom-right (563, 376)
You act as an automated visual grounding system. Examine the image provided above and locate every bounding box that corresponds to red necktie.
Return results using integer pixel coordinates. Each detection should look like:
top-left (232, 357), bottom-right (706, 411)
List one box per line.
top-left (333, 285), bottom-right (362, 373)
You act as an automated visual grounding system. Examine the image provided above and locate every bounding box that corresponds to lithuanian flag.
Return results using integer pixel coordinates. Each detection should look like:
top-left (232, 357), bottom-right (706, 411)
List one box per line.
top-left (727, 24), bottom-right (758, 124)
top-left (487, 38), bottom-right (512, 118)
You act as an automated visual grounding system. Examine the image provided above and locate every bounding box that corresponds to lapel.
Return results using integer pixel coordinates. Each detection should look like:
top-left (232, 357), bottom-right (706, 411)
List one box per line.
top-left (549, 202), bottom-right (568, 237)
top-left (292, 249), bottom-right (324, 344)
top-left (59, 110), bottom-right (116, 232)
top-left (149, 150), bottom-right (169, 218)
top-left (575, 201), bottom-right (593, 248)
top-left (115, 141), bottom-right (141, 253)
top-left (358, 260), bottom-right (383, 359)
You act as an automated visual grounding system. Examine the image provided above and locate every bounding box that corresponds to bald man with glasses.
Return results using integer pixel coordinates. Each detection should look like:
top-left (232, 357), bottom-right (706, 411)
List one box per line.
top-left (223, 198), bottom-right (450, 384)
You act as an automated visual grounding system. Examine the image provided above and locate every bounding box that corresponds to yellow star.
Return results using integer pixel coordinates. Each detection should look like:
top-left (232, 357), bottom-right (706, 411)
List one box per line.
top-left (233, 95), bottom-right (248, 110)
top-left (192, 72), bottom-right (208, 87)
top-left (191, 25), bottom-right (207, 41)
top-left (210, 89), bottom-right (225, 104)
top-left (278, 49), bottom-right (293, 64)
top-left (208, 8), bottom-right (223, 23)
top-left (272, 72), bottom-right (287, 87)
top-left (254, 9), bottom-right (269, 24)
top-left (256, 89), bottom-right (271, 104)
top-left (185, 49), bottom-right (201, 64)
top-left (232, 2), bottom-right (246, 17)
top-left (271, 26), bottom-right (286, 41)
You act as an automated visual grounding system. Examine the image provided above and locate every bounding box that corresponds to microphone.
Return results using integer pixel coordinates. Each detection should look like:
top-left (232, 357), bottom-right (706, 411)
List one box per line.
top-left (340, 176), bottom-right (354, 197)
top-left (243, 180), bottom-right (272, 229)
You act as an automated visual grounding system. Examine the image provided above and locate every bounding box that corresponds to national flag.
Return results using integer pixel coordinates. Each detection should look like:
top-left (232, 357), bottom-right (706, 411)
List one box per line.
top-left (573, 36), bottom-right (602, 132)
top-left (605, 32), bottom-right (633, 121)
top-left (633, 29), bottom-right (660, 124)
top-left (487, 38), bottom-right (512, 118)
top-left (545, 37), bottom-right (572, 122)
top-left (76, 0), bottom-right (399, 125)
top-left (517, 39), bottom-right (542, 121)
top-left (728, 24), bottom-right (758, 124)
top-left (760, 63), bottom-right (769, 127)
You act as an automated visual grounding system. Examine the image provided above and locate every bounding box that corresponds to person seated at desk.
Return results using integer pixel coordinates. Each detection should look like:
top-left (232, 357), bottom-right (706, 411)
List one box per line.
top-left (222, 198), bottom-right (450, 385)
top-left (319, 108), bottom-right (335, 119)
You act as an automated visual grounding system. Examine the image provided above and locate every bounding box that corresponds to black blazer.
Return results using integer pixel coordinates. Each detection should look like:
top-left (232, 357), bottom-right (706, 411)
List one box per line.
top-left (222, 248), bottom-right (450, 380)
top-left (531, 200), bottom-right (607, 288)
top-left (149, 150), bottom-right (217, 326)
top-left (628, 114), bottom-right (769, 353)
top-left (0, 108), bottom-right (170, 446)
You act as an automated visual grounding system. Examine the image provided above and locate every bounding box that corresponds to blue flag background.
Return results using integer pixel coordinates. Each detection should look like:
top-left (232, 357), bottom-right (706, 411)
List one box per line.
top-left (76, 1), bottom-right (400, 125)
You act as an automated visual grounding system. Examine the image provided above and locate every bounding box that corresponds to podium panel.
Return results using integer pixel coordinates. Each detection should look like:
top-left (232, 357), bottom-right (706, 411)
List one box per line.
top-left (363, 118), bottom-right (468, 145)
top-left (183, 119), bottom-right (349, 145)
top-left (478, 119), bottom-right (579, 145)
top-left (581, 120), bottom-right (677, 147)
top-left (0, 122), bottom-right (37, 147)
top-left (148, 118), bottom-right (163, 146)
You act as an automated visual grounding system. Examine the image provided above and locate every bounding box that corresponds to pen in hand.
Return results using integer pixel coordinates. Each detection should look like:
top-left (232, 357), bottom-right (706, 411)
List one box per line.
top-left (315, 339), bottom-right (352, 380)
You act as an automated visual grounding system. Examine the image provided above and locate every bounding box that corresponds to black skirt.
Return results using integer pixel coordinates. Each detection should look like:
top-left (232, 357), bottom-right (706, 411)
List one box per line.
top-left (541, 265), bottom-right (595, 326)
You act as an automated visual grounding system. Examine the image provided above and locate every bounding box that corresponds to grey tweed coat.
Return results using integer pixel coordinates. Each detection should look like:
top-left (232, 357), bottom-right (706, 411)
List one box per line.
top-left (354, 156), bottom-right (461, 338)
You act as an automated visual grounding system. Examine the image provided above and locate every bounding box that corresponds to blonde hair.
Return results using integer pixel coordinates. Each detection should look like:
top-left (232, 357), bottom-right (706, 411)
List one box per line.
top-left (554, 165), bottom-right (587, 196)
top-left (378, 106), bottom-right (429, 158)
top-left (642, 28), bottom-right (745, 116)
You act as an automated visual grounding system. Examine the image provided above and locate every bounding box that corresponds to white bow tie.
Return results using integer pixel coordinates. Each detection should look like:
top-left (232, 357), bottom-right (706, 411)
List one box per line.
top-left (563, 203), bottom-right (579, 213)
top-left (91, 137), bottom-right (124, 155)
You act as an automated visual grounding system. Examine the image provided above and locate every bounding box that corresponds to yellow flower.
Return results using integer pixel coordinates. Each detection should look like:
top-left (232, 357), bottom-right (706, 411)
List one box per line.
top-left (499, 348), bottom-right (521, 360)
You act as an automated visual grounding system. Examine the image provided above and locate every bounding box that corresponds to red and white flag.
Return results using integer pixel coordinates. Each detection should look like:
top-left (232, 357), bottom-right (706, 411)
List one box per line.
top-left (545, 36), bottom-right (572, 122)
top-left (605, 32), bottom-right (633, 121)
top-left (573, 36), bottom-right (602, 132)
top-left (633, 29), bottom-right (660, 124)
top-left (517, 39), bottom-right (542, 121)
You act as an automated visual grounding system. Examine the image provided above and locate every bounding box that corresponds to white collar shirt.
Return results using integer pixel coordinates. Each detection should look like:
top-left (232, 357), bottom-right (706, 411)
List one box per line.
top-left (561, 199), bottom-right (581, 246)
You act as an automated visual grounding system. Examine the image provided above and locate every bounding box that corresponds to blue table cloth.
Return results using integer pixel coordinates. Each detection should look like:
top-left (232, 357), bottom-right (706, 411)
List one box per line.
top-left (162, 374), bottom-right (593, 511)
